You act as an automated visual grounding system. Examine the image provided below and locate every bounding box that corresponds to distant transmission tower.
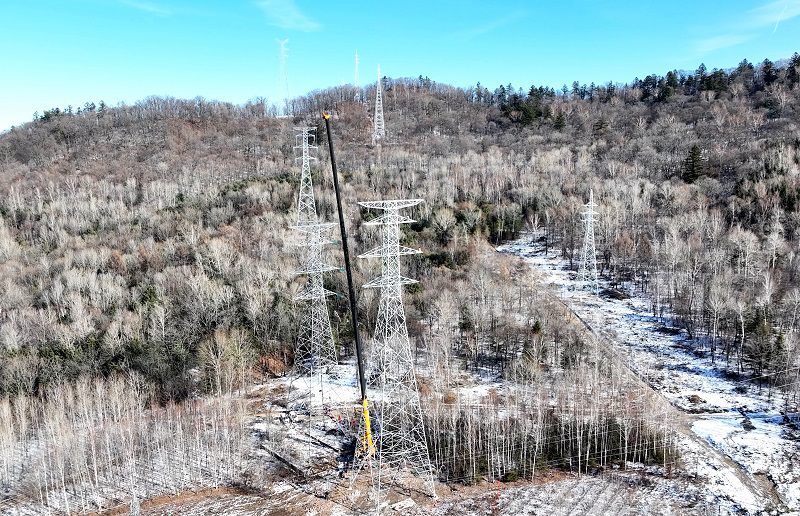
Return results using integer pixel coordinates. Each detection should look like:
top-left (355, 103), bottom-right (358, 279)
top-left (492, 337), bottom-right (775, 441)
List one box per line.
top-left (357, 199), bottom-right (435, 498)
top-left (372, 65), bottom-right (386, 144)
top-left (578, 189), bottom-right (600, 294)
top-left (290, 127), bottom-right (338, 373)
top-left (276, 38), bottom-right (290, 116)
top-left (354, 51), bottom-right (361, 102)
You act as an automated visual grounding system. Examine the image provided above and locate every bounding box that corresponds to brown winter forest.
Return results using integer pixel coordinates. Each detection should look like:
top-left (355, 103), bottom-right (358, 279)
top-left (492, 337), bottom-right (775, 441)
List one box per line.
top-left (0, 54), bottom-right (799, 510)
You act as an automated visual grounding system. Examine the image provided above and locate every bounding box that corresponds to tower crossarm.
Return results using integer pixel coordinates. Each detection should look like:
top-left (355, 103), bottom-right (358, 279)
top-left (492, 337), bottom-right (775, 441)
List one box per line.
top-left (293, 127), bottom-right (317, 140)
top-left (362, 275), bottom-right (418, 289)
top-left (295, 287), bottom-right (339, 301)
top-left (358, 199), bottom-right (423, 210)
top-left (292, 263), bottom-right (339, 275)
top-left (291, 222), bottom-right (337, 230)
top-left (293, 144), bottom-right (318, 154)
top-left (363, 214), bottom-right (416, 226)
top-left (358, 245), bottom-right (421, 259)
top-left (582, 189), bottom-right (598, 213)
top-left (294, 154), bottom-right (318, 162)
top-left (292, 238), bottom-right (336, 247)
top-left (290, 222), bottom-right (337, 239)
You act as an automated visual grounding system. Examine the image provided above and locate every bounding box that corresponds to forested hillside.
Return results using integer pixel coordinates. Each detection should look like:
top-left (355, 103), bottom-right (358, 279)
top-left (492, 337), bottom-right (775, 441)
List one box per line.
top-left (1, 53), bottom-right (799, 402)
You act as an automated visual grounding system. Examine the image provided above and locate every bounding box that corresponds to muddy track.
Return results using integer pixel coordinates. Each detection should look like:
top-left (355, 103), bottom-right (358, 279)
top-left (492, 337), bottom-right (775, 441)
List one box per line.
top-left (557, 294), bottom-right (787, 514)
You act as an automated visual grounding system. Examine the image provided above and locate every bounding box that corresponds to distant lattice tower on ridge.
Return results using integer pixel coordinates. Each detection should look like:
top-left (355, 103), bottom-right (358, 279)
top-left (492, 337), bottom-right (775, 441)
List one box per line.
top-left (276, 39), bottom-right (290, 116)
top-left (290, 127), bottom-right (338, 374)
top-left (357, 198), bottom-right (436, 498)
top-left (372, 65), bottom-right (386, 144)
top-left (354, 51), bottom-right (361, 102)
top-left (578, 189), bottom-right (600, 294)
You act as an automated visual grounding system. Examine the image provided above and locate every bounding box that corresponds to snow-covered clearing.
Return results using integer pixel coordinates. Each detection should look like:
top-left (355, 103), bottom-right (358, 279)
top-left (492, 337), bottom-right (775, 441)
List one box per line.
top-left (500, 235), bottom-right (800, 513)
top-left (240, 356), bottom-right (706, 515)
top-left (69, 233), bottom-right (800, 515)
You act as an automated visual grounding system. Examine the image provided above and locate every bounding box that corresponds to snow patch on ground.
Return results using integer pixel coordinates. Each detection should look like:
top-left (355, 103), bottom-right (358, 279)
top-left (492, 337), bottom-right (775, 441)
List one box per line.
top-left (500, 236), bottom-right (800, 513)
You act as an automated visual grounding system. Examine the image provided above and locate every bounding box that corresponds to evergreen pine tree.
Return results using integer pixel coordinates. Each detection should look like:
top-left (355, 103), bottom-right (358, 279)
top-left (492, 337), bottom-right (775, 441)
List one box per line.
top-left (696, 63), bottom-right (708, 91)
top-left (761, 59), bottom-right (778, 87)
top-left (787, 53), bottom-right (800, 88)
top-left (683, 144), bottom-right (703, 183)
top-left (592, 117), bottom-right (608, 138)
top-left (554, 111), bottom-right (566, 130)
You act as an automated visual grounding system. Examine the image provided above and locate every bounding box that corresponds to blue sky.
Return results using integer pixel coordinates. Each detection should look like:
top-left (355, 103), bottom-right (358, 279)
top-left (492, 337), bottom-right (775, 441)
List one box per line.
top-left (2, 0), bottom-right (799, 131)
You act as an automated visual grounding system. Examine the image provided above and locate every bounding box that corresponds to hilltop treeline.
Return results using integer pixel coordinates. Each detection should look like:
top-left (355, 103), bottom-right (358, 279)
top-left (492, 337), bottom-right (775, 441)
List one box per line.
top-left (1, 53), bottom-right (799, 402)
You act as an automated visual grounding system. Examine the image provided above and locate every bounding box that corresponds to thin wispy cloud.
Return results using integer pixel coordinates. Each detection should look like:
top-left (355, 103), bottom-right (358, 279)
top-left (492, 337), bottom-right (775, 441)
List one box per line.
top-left (773, 2), bottom-right (789, 32)
top-left (745, 0), bottom-right (800, 32)
top-left (117, 0), bottom-right (171, 16)
top-left (451, 11), bottom-right (525, 41)
top-left (694, 33), bottom-right (755, 55)
top-left (685, 0), bottom-right (800, 60)
top-left (255, 0), bottom-right (321, 32)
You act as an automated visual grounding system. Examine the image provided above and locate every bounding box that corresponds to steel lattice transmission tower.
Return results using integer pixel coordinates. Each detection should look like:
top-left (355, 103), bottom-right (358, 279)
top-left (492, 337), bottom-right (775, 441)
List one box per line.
top-left (357, 199), bottom-right (436, 498)
top-left (354, 51), bottom-right (361, 102)
top-left (372, 65), bottom-right (386, 144)
top-left (290, 127), bottom-right (338, 373)
top-left (578, 189), bottom-right (600, 294)
top-left (276, 38), bottom-right (290, 116)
